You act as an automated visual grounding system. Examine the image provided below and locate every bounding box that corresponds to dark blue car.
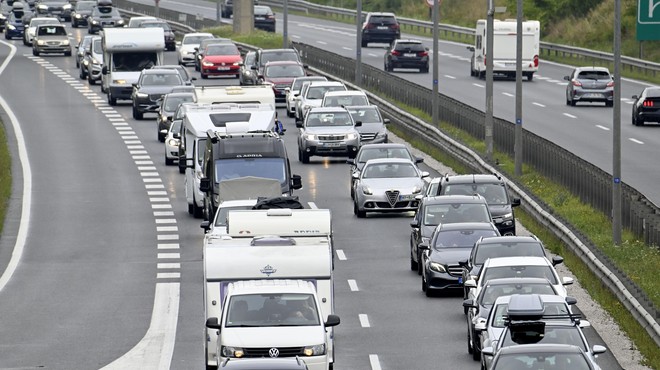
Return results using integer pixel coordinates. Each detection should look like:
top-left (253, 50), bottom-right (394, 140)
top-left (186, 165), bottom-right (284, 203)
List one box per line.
top-left (4, 4), bottom-right (27, 40)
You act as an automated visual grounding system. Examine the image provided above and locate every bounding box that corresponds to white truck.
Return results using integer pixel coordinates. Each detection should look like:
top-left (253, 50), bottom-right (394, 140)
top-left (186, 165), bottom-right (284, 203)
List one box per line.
top-left (194, 85), bottom-right (276, 108)
top-left (179, 103), bottom-right (278, 218)
top-left (468, 19), bottom-right (540, 81)
top-left (203, 208), bottom-right (336, 369)
top-left (101, 27), bottom-right (165, 105)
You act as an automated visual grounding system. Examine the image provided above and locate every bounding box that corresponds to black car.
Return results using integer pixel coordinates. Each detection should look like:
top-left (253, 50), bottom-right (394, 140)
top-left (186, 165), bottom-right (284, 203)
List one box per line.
top-left (34, 0), bottom-right (72, 21)
top-left (384, 39), bottom-right (429, 73)
top-left (156, 64), bottom-right (194, 85)
top-left (87, 5), bottom-right (124, 34)
top-left (131, 69), bottom-right (185, 120)
top-left (157, 92), bottom-right (195, 142)
top-left (194, 37), bottom-right (232, 71)
top-left (238, 50), bottom-right (257, 85)
top-left (220, 0), bottom-right (232, 18)
top-left (347, 105), bottom-right (389, 144)
top-left (420, 222), bottom-right (500, 296)
top-left (360, 12), bottom-right (400, 47)
top-left (254, 48), bottom-right (302, 81)
top-left (253, 5), bottom-right (275, 32)
top-left (139, 20), bottom-right (175, 51)
top-left (632, 86), bottom-right (660, 126)
top-left (411, 195), bottom-right (492, 275)
top-left (70, 0), bottom-right (94, 27)
top-left (431, 173), bottom-right (521, 236)
top-left (458, 235), bottom-right (563, 299)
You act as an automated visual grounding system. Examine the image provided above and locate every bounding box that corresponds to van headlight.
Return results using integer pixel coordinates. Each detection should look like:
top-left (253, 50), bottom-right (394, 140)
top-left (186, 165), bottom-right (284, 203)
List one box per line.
top-left (221, 346), bottom-right (244, 358)
top-left (303, 344), bottom-right (326, 356)
top-left (136, 92), bottom-right (148, 98)
top-left (92, 58), bottom-right (101, 65)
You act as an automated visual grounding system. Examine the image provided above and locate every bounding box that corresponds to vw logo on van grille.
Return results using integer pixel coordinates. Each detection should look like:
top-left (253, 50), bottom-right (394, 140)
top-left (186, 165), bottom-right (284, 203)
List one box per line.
top-left (268, 348), bottom-right (280, 358)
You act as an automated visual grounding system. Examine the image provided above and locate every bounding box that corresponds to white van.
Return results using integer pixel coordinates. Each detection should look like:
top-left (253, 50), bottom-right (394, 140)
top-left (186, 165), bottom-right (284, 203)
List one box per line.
top-left (194, 85), bottom-right (276, 108)
top-left (205, 280), bottom-right (340, 370)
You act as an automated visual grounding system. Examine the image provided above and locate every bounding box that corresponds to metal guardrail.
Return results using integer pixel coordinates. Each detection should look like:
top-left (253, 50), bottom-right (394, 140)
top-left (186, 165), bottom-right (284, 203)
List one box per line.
top-left (117, 0), bottom-right (660, 350)
top-left (260, 0), bottom-right (660, 77)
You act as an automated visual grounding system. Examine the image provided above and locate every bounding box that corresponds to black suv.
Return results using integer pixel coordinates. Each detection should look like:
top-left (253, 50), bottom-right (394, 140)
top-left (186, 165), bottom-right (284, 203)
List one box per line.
top-left (361, 12), bottom-right (400, 47)
top-left (384, 39), bottom-right (429, 73)
top-left (431, 174), bottom-right (520, 236)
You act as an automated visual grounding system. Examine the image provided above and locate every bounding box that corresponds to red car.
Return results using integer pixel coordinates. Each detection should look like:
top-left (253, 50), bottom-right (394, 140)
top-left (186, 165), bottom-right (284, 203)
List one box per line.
top-left (200, 42), bottom-right (242, 79)
top-left (260, 61), bottom-right (307, 102)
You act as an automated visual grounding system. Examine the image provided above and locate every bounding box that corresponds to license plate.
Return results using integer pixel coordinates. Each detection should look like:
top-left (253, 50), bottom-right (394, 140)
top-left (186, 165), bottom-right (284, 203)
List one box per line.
top-left (584, 93), bottom-right (603, 98)
top-left (377, 26), bottom-right (388, 30)
top-left (218, 67), bottom-right (230, 71)
top-left (322, 142), bottom-right (341, 147)
top-left (255, 16), bottom-right (265, 20)
top-left (398, 194), bottom-right (415, 201)
top-left (404, 53), bottom-right (416, 57)
top-left (458, 277), bottom-right (463, 284)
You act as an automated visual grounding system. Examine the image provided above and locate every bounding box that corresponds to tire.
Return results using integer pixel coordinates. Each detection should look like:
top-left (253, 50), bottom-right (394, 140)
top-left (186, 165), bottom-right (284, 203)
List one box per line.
top-left (301, 150), bottom-right (310, 164)
top-left (188, 203), bottom-right (194, 215)
top-left (107, 92), bottom-right (116, 106)
top-left (201, 72), bottom-right (208, 79)
top-left (23, 37), bottom-right (28, 46)
top-left (422, 66), bottom-right (429, 73)
top-left (192, 201), bottom-right (204, 219)
top-left (527, 72), bottom-right (533, 81)
top-left (354, 202), bottom-right (366, 218)
top-left (637, 116), bottom-right (644, 126)
top-left (72, 20), bottom-right (77, 28)
top-left (79, 67), bottom-right (86, 80)
top-left (132, 105), bottom-right (143, 120)
top-left (569, 98), bottom-right (576, 107)
top-left (472, 338), bottom-right (481, 361)
top-left (88, 74), bottom-right (95, 85)
top-left (65, 50), bottom-right (72, 57)
top-left (165, 156), bottom-right (174, 165)
top-left (5, 32), bottom-right (10, 40)
top-left (565, 97), bottom-right (570, 106)
top-left (179, 165), bottom-right (185, 174)
top-left (467, 325), bottom-right (474, 354)
top-left (606, 100), bottom-right (613, 107)
top-left (286, 109), bottom-right (294, 118)
top-left (417, 252), bottom-right (423, 275)
top-left (32, 49), bottom-right (39, 56)
top-left (410, 251), bottom-right (418, 271)
top-left (361, 39), bottom-right (367, 48)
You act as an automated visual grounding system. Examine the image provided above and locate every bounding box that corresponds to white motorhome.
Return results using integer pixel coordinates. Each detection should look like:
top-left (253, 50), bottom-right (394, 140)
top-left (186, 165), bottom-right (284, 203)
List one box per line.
top-left (194, 85), bottom-right (276, 108)
top-left (205, 280), bottom-right (340, 370)
top-left (180, 103), bottom-right (277, 218)
top-left (101, 27), bottom-right (165, 105)
top-left (468, 19), bottom-right (540, 81)
top-left (204, 209), bottom-right (335, 369)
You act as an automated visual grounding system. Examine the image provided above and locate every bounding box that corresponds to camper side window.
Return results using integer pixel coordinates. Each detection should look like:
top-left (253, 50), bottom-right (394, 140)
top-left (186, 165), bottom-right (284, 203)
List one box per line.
top-left (476, 35), bottom-right (482, 50)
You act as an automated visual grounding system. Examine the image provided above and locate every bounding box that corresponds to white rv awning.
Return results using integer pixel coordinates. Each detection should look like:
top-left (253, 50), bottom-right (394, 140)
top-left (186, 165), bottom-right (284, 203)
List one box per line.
top-left (227, 209), bottom-right (332, 237)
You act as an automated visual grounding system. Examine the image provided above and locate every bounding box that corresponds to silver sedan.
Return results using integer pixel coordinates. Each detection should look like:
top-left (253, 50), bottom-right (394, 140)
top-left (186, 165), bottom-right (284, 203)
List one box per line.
top-left (353, 158), bottom-right (429, 218)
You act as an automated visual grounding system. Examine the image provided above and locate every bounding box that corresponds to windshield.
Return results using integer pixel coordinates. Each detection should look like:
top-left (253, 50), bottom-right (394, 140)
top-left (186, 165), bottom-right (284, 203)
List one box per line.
top-left (432, 229), bottom-right (499, 249)
top-left (496, 352), bottom-right (590, 370)
top-left (501, 326), bottom-right (587, 351)
top-left (140, 73), bottom-right (182, 86)
top-left (362, 162), bottom-right (417, 179)
top-left (141, 22), bottom-right (171, 31)
top-left (442, 183), bottom-right (508, 205)
top-left (306, 112), bottom-right (353, 127)
top-left (475, 242), bottom-right (546, 265)
top-left (349, 107), bottom-right (382, 123)
top-left (306, 85), bottom-right (345, 99)
top-left (225, 293), bottom-right (320, 328)
top-left (206, 43), bottom-right (239, 56)
top-left (479, 283), bottom-right (555, 306)
top-left (112, 52), bottom-right (158, 71)
top-left (183, 35), bottom-right (212, 44)
top-left (244, 52), bottom-right (255, 65)
top-left (196, 139), bottom-right (206, 165)
top-left (482, 265), bottom-right (558, 285)
top-left (261, 51), bottom-right (299, 65)
top-left (292, 77), bottom-right (325, 90)
top-left (164, 95), bottom-right (195, 112)
top-left (422, 203), bottom-right (491, 225)
top-left (214, 158), bottom-right (286, 185)
top-left (324, 94), bottom-right (369, 107)
top-left (357, 147), bottom-right (412, 163)
top-left (577, 70), bottom-right (610, 80)
top-left (37, 26), bottom-right (66, 36)
top-left (75, 2), bottom-right (95, 11)
top-left (92, 39), bottom-right (102, 54)
top-left (214, 205), bottom-right (254, 227)
top-left (265, 64), bottom-right (305, 78)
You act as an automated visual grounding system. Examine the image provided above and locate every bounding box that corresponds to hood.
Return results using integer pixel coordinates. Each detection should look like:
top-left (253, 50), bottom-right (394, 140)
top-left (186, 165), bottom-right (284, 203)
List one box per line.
top-left (305, 126), bottom-right (357, 135)
top-left (488, 204), bottom-right (512, 218)
top-left (221, 326), bottom-right (326, 348)
top-left (265, 77), bottom-right (296, 85)
top-left (180, 44), bottom-right (197, 53)
top-left (112, 71), bottom-right (140, 84)
top-left (204, 54), bottom-right (242, 64)
top-left (355, 122), bottom-right (384, 134)
top-left (429, 247), bottom-right (472, 265)
top-left (360, 177), bottom-right (424, 192)
top-left (139, 85), bottom-right (180, 94)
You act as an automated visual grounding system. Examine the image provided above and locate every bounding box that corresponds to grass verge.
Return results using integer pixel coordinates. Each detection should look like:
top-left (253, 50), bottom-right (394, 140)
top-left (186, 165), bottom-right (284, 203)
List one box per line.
top-left (204, 25), bottom-right (285, 49)
top-left (0, 121), bottom-right (10, 235)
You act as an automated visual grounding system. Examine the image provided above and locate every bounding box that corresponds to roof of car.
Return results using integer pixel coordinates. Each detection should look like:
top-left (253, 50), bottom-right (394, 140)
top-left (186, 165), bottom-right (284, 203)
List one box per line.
top-left (141, 68), bottom-right (180, 75)
top-left (360, 143), bottom-right (409, 150)
top-left (364, 158), bottom-right (415, 165)
top-left (164, 92), bottom-right (195, 99)
top-left (484, 256), bottom-right (550, 267)
top-left (306, 81), bottom-right (345, 88)
top-left (483, 277), bottom-right (554, 286)
top-left (324, 90), bottom-right (367, 97)
top-left (492, 293), bottom-right (566, 306)
top-left (307, 107), bottom-right (351, 114)
top-left (367, 12), bottom-right (396, 17)
top-left (575, 66), bottom-right (610, 73)
top-left (441, 174), bottom-right (504, 184)
top-left (264, 60), bottom-right (304, 67)
top-left (434, 222), bottom-right (498, 232)
top-left (396, 39), bottom-right (423, 44)
top-left (422, 194), bottom-right (488, 205)
top-left (217, 199), bottom-right (259, 208)
top-left (183, 32), bottom-right (214, 38)
top-left (476, 235), bottom-right (541, 244)
top-left (496, 343), bottom-right (586, 355)
top-left (347, 105), bottom-right (378, 110)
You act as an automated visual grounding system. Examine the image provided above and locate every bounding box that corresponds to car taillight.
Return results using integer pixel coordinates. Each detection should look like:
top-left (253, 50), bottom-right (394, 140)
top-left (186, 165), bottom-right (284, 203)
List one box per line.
top-left (607, 81), bottom-right (614, 87)
top-left (391, 23), bottom-right (400, 30)
top-left (267, 15), bottom-right (275, 19)
top-left (533, 55), bottom-right (539, 67)
top-left (391, 50), bottom-right (401, 56)
top-left (418, 51), bottom-right (428, 57)
top-left (643, 100), bottom-right (654, 107)
top-left (572, 80), bottom-right (582, 87)
top-left (365, 23), bottom-right (374, 29)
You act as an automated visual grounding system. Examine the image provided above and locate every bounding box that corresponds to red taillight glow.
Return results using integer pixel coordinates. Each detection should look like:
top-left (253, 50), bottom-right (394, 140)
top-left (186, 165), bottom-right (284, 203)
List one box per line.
top-left (418, 51), bottom-right (428, 57)
top-left (643, 100), bottom-right (654, 107)
top-left (572, 80), bottom-right (582, 87)
top-left (391, 50), bottom-right (401, 56)
top-left (607, 81), bottom-right (614, 87)
top-left (533, 55), bottom-right (539, 67)
top-left (365, 23), bottom-right (375, 29)
top-left (391, 24), bottom-right (400, 30)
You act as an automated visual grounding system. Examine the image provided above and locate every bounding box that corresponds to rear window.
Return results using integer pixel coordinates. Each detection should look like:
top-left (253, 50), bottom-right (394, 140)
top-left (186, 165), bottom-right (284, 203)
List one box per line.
top-left (474, 242), bottom-right (546, 265)
top-left (482, 265), bottom-right (558, 285)
top-left (577, 70), bottom-right (611, 79)
top-left (395, 42), bottom-right (424, 52)
top-left (369, 16), bottom-right (397, 25)
top-left (645, 88), bottom-right (660, 98)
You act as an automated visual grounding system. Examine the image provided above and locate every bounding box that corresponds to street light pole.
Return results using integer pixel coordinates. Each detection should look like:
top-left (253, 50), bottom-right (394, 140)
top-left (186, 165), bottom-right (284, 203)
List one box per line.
top-left (432, 0), bottom-right (439, 127)
top-left (283, 0), bottom-right (289, 48)
top-left (485, 0), bottom-right (494, 161)
top-left (514, 0), bottom-right (523, 176)
top-left (356, 0), bottom-right (362, 86)
top-left (613, 0), bottom-right (622, 244)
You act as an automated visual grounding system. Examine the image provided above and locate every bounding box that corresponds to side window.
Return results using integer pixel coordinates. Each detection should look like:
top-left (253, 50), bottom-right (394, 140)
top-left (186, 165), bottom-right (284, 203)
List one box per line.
top-left (476, 35), bottom-right (482, 51)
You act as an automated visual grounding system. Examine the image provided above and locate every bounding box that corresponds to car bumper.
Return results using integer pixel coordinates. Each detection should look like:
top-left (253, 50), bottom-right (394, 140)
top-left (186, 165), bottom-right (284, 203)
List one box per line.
top-left (34, 45), bottom-right (72, 54)
top-left (201, 65), bottom-right (240, 75)
top-left (637, 110), bottom-right (660, 122)
top-left (254, 21), bottom-right (275, 32)
top-left (356, 193), bottom-right (420, 213)
top-left (572, 89), bottom-right (614, 102)
top-left (109, 85), bottom-right (134, 100)
top-left (165, 141), bottom-right (180, 160)
top-left (425, 269), bottom-right (463, 290)
top-left (362, 31), bottom-right (400, 43)
top-left (390, 58), bottom-right (428, 69)
top-left (493, 220), bottom-right (515, 236)
top-left (302, 140), bottom-right (360, 158)
top-left (5, 28), bottom-right (24, 38)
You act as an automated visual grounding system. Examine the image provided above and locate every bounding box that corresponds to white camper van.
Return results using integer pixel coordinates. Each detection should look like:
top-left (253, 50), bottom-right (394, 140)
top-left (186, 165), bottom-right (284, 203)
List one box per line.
top-left (180, 103), bottom-right (277, 218)
top-left (468, 19), bottom-right (540, 81)
top-left (101, 27), bottom-right (165, 105)
top-left (203, 209), bottom-right (335, 369)
top-left (194, 85), bottom-right (276, 108)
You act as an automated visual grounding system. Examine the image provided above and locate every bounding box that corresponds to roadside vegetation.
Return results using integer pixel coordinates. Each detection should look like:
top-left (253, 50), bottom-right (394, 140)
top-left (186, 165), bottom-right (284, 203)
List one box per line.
top-left (0, 121), bottom-right (10, 235)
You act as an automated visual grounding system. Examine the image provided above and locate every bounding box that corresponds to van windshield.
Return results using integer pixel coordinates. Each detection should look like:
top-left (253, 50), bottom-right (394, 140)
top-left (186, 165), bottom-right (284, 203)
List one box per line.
top-left (225, 293), bottom-right (320, 328)
top-left (214, 158), bottom-right (286, 185)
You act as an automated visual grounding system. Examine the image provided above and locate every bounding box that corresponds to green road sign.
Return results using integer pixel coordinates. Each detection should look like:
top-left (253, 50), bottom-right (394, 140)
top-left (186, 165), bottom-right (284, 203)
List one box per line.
top-left (637, 0), bottom-right (660, 40)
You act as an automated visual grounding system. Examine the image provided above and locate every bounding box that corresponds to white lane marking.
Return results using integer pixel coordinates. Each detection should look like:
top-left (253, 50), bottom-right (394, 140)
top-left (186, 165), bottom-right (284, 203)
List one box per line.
top-left (473, 83), bottom-right (485, 88)
top-left (145, 184), bottom-right (164, 189)
top-left (359, 314), bottom-right (370, 327)
top-left (143, 178), bottom-right (162, 183)
top-left (336, 250), bottom-right (347, 260)
top-left (127, 145), bottom-right (145, 149)
top-left (125, 140), bottom-right (143, 145)
top-left (157, 263), bottom-right (180, 269)
top-left (502, 92), bottom-right (514, 97)
top-left (151, 204), bottom-right (172, 210)
top-left (149, 191), bottom-right (168, 196)
top-left (368, 53), bottom-right (377, 57)
top-left (547, 79), bottom-right (561, 83)
top-left (563, 113), bottom-right (577, 119)
top-left (153, 211), bottom-right (174, 217)
top-left (444, 74), bottom-right (456, 79)
top-left (158, 243), bottom-right (180, 250)
top-left (136, 161), bottom-right (154, 165)
top-left (122, 136), bottom-right (140, 140)
top-left (157, 253), bottom-right (180, 259)
top-left (596, 125), bottom-right (610, 131)
top-left (369, 355), bottom-right (382, 370)
top-left (535, 75), bottom-right (549, 80)
top-left (532, 102), bottom-right (546, 107)
top-left (629, 138), bottom-right (644, 144)
top-left (156, 227), bottom-right (178, 233)
top-left (133, 155), bottom-right (151, 160)
top-left (141, 172), bottom-right (160, 177)
top-left (0, 41), bottom-right (32, 293)
top-left (348, 279), bottom-right (359, 291)
top-left (342, 46), bottom-right (352, 51)
top-left (154, 218), bottom-right (176, 224)
top-left (308, 202), bottom-right (318, 209)
top-left (317, 41), bottom-right (328, 45)
top-left (291, 35), bottom-right (301, 39)
top-left (155, 273), bottom-right (180, 279)
top-left (157, 235), bottom-right (179, 241)
top-left (139, 166), bottom-right (157, 171)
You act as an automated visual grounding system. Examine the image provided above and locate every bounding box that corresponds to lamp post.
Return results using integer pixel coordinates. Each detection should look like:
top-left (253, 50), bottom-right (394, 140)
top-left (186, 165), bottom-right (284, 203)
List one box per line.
top-left (613, 0), bottom-right (622, 244)
top-left (356, 0), bottom-right (362, 86)
top-left (283, 0), bottom-right (289, 48)
top-left (432, 0), bottom-right (439, 127)
top-left (514, 0), bottom-right (523, 176)
top-left (485, 0), bottom-right (494, 161)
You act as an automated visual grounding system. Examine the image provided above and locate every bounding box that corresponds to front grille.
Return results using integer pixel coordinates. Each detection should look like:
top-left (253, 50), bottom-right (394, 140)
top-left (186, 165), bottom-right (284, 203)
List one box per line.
top-left (149, 94), bottom-right (164, 102)
top-left (49, 6), bottom-right (64, 11)
top-left (46, 41), bottom-right (61, 46)
top-left (359, 133), bottom-right (376, 141)
top-left (101, 21), bottom-right (115, 26)
top-left (385, 190), bottom-right (400, 207)
top-left (374, 200), bottom-right (410, 208)
top-left (447, 265), bottom-right (463, 277)
top-left (318, 135), bottom-right (345, 141)
top-left (243, 346), bottom-right (304, 358)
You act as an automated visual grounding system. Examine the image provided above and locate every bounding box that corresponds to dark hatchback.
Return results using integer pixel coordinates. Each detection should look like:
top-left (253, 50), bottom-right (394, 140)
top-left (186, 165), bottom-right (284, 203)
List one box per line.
top-left (384, 39), bottom-right (429, 73)
top-left (131, 69), bottom-right (185, 120)
top-left (87, 5), bottom-right (124, 34)
top-left (632, 86), bottom-right (660, 126)
top-left (360, 12), bottom-right (400, 47)
top-left (35, 0), bottom-right (72, 21)
top-left (253, 5), bottom-right (275, 32)
top-left (139, 20), bottom-right (176, 51)
top-left (420, 222), bottom-right (500, 296)
top-left (70, 0), bottom-right (94, 27)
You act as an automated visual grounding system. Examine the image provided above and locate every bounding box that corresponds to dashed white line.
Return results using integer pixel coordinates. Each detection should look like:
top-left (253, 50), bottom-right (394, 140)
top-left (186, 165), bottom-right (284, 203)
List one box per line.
top-left (348, 279), bottom-right (359, 291)
top-left (157, 234), bottom-right (179, 241)
top-left (156, 226), bottom-right (178, 232)
top-left (157, 253), bottom-right (180, 259)
top-left (142, 178), bottom-right (162, 183)
top-left (444, 74), bottom-right (456, 79)
top-left (359, 314), bottom-right (370, 327)
top-left (127, 145), bottom-right (144, 149)
top-left (291, 35), bottom-right (301, 39)
top-left (158, 243), bottom-right (180, 249)
top-left (336, 250), bottom-right (347, 260)
top-left (368, 53), bottom-right (377, 57)
top-left (473, 83), bottom-right (485, 88)
top-left (317, 41), bottom-right (328, 45)
top-left (156, 272), bottom-right (180, 279)
top-left (532, 102), bottom-right (546, 107)
top-left (138, 166), bottom-right (157, 171)
top-left (155, 218), bottom-right (176, 224)
top-left (157, 263), bottom-right (180, 269)
top-left (342, 46), bottom-right (352, 51)
top-left (595, 125), bottom-right (610, 131)
top-left (629, 138), bottom-right (644, 144)
top-left (145, 184), bottom-right (164, 189)
top-left (151, 204), bottom-right (173, 210)
top-left (563, 113), bottom-right (577, 119)
top-left (141, 172), bottom-right (160, 177)
top-left (150, 197), bottom-right (171, 203)
top-left (153, 211), bottom-right (174, 217)
top-left (502, 92), bottom-right (514, 97)
top-left (149, 191), bottom-right (168, 196)
top-left (369, 355), bottom-right (382, 370)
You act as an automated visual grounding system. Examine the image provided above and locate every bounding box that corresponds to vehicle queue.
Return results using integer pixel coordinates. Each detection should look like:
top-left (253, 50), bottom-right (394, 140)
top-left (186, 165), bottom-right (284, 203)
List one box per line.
top-left (0, 3), bottom-right (616, 369)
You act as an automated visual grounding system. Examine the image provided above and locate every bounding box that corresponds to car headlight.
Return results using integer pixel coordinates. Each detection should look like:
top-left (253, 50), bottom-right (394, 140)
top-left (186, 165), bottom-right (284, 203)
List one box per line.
top-left (62, 40), bottom-right (70, 46)
top-left (412, 185), bottom-right (422, 194)
top-left (232, 62), bottom-right (240, 66)
top-left (346, 132), bottom-right (358, 140)
top-left (92, 58), bottom-right (101, 65)
top-left (7, 24), bottom-right (16, 30)
top-left (501, 212), bottom-right (513, 220)
top-left (0, 14), bottom-right (5, 20)
top-left (136, 92), bottom-right (148, 98)
top-left (362, 186), bottom-right (372, 195)
top-left (117, 19), bottom-right (125, 25)
top-left (83, 59), bottom-right (89, 66)
top-left (75, 13), bottom-right (82, 18)
top-left (376, 130), bottom-right (388, 138)
top-left (303, 133), bottom-right (315, 141)
top-left (63, 4), bottom-right (71, 9)
top-left (167, 138), bottom-right (179, 147)
top-left (160, 114), bottom-right (169, 122)
top-left (37, 4), bottom-right (47, 9)
top-left (202, 61), bottom-right (214, 67)
top-left (303, 104), bottom-right (311, 112)
top-left (91, 20), bottom-right (99, 24)
top-left (303, 344), bottom-right (326, 356)
top-left (37, 39), bottom-right (45, 45)
top-left (429, 262), bottom-right (446, 273)
top-left (113, 79), bottom-right (126, 85)
top-left (221, 346), bottom-right (244, 358)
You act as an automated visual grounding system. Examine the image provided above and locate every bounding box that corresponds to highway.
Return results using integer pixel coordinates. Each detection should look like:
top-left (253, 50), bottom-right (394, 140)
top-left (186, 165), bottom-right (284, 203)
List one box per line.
top-left (0, 13), bottom-right (628, 370)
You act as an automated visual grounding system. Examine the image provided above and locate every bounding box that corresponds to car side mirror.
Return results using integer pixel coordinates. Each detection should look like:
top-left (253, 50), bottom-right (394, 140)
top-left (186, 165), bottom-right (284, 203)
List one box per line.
top-left (565, 296), bottom-right (577, 305)
top-left (511, 198), bottom-right (521, 207)
top-left (458, 259), bottom-right (468, 268)
top-left (173, 133), bottom-right (181, 139)
top-left (176, 41), bottom-right (181, 46)
top-left (199, 178), bottom-right (211, 192)
top-left (563, 76), bottom-right (570, 81)
top-left (561, 276), bottom-right (574, 286)
top-left (415, 157), bottom-right (424, 164)
top-left (193, 47), bottom-right (199, 51)
top-left (462, 299), bottom-right (475, 308)
top-left (102, 66), bottom-right (108, 74)
top-left (284, 87), bottom-right (290, 93)
top-left (132, 83), bottom-right (138, 88)
top-left (354, 120), bottom-right (362, 127)
top-left (410, 219), bottom-right (419, 228)
top-left (346, 158), bottom-right (355, 165)
top-left (592, 345), bottom-right (607, 355)
top-left (324, 314), bottom-right (340, 327)
top-left (420, 171), bottom-right (430, 178)
top-left (251, 65), bottom-right (257, 70)
top-left (481, 346), bottom-right (493, 355)
top-left (200, 220), bottom-right (210, 231)
top-left (418, 243), bottom-right (430, 251)
top-left (351, 172), bottom-right (360, 179)
top-left (383, 118), bottom-right (390, 124)
top-left (467, 46), bottom-right (475, 52)
top-left (632, 95), bottom-right (638, 100)
top-left (303, 64), bottom-right (309, 69)
top-left (295, 120), bottom-right (303, 128)
top-left (551, 255), bottom-right (564, 266)
top-left (464, 279), bottom-right (477, 289)
top-left (205, 317), bottom-right (221, 330)
top-left (290, 174), bottom-right (303, 190)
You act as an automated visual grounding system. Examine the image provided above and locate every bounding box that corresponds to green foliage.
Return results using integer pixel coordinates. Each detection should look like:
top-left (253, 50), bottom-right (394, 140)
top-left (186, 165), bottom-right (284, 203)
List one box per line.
top-left (202, 26), bottom-right (285, 49)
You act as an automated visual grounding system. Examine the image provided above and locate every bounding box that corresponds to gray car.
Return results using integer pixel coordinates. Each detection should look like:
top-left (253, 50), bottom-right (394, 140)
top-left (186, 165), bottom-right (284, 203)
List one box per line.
top-left (353, 157), bottom-right (429, 218)
top-left (32, 24), bottom-right (71, 56)
top-left (347, 105), bottom-right (389, 144)
top-left (81, 35), bottom-right (103, 83)
top-left (564, 66), bottom-right (614, 107)
top-left (131, 69), bottom-right (185, 120)
top-left (297, 107), bottom-right (362, 164)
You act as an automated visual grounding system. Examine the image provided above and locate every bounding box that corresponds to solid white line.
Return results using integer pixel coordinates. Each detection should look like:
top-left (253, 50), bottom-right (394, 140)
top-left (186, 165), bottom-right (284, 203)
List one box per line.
top-left (369, 354), bottom-right (382, 370)
top-left (359, 314), bottom-right (370, 327)
top-left (532, 102), bottom-right (546, 107)
top-left (348, 279), bottom-right (359, 291)
top-left (336, 250), bottom-right (347, 260)
top-left (0, 41), bottom-right (32, 293)
top-left (596, 125), bottom-right (610, 131)
top-left (308, 202), bottom-right (318, 209)
top-left (629, 138), bottom-right (644, 144)
top-left (563, 113), bottom-right (577, 119)
top-left (444, 74), bottom-right (456, 79)
top-left (342, 46), bottom-right (352, 51)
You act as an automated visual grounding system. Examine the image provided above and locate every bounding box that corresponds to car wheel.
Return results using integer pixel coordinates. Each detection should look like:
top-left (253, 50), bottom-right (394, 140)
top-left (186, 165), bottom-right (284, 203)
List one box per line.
top-left (286, 109), bottom-right (294, 118)
top-left (467, 324), bottom-right (474, 354)
top-left (79, 67), bottom-right (85, 79)
top-left (569, 98), bottom-right (576, 107)
top-left (361, 39), bottom-right (367, 48)
top-left (107, 92), bottom-right (116, 106)
top-left (410, 250), bottom-right (418, 271)
top-left (201, 72), bottom-right (208, 79)
top-left (417, 252), bottom-right (423, 275)
top-left (638, 116), bottom-right (645, 126)
top-left (192, 201), bottom-right (204, 219)
top-left (165, 156), bottom-right (174, 165)
top-left (188, 203), bottom-right (194, 215)
top-left (301, 150), bottom-right (310, 164)
top-left (527, 72), bottom-right (534, 81)
top-left (158, 131), bottom-right (165, 142)
top-left (472, 338), bottom-right (481, 361)
top-left (179, 165), bottom-right (185, 174)
top-left (88, 74), bottom-right (95, 85)
top-left (64, 50), bottom-right (72, 57)
top-left (132, 105), bottom-right (143, 120)
top-left (195, 63), bottom-right (200, 72)
top-left (32, 48), bottom-right (39, 56)
top-left (5, 32), bottom-right (10, 40)
top-left (23, 37), bottom-right (28, 46)
top-left (353, 201), bottom-right (366, 218)
top-left (422, 66), bottom-right (429, 73)
top-left (606, 100), bottom-right (613, 107)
